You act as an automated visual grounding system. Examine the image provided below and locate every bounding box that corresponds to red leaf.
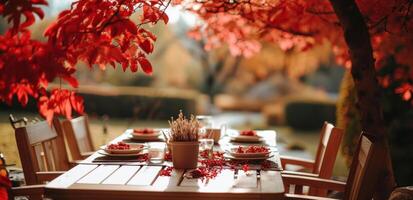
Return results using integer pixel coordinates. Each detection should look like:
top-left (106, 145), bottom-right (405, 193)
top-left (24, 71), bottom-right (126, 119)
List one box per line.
top-left (130, 60), bottom-right (138, 72)
top-left (20, 11), bottom-right (35, 28)
top-left (63, 76), bottom-right (79, 88)
top-left (242, 164), bottom-right (249, 172)
top-left (162, 13), bottom-right (169, 24)
top-left (139, 39), bottom-right (153, 54)
top-left (31, 7), bottom-right (45, 19)
top-left (70, 94), bottom-right (84, 114)
top-left (121, 62), bottom-right (128, 72)
top-left (138, 57), bottom-right (153, 75)
top-left (123, 20), bottom-right (138, 35)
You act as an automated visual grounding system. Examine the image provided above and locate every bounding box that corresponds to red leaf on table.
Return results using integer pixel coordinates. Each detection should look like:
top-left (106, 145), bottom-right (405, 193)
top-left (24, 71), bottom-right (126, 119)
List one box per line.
top-left (242, 164), bottom-right (249, 172)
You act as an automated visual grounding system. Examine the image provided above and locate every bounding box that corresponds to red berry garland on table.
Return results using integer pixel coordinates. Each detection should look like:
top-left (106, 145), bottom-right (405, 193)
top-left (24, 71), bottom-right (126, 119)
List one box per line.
top-left (160, 167), bottom-right (173, 176)
top-left (161, 148), bottom-right (274, 181)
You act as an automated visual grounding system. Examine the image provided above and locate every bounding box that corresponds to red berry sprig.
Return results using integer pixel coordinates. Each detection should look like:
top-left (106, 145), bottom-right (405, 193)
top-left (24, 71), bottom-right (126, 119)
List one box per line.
top-left (107, 142), bottom-right (130, 150)
top-left (235, 146), bottom-right (269, 153)
top-left (160, 167), bottom-right (173, 176)
top-left (133, 128), bottom-right (155, 134)
top-left (240, 130), bottom-right (257, 136)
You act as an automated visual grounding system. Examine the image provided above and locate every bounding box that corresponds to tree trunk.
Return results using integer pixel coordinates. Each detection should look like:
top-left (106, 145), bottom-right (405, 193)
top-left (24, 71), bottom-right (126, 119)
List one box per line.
top-left (328, 0), bottom-right (396, 198)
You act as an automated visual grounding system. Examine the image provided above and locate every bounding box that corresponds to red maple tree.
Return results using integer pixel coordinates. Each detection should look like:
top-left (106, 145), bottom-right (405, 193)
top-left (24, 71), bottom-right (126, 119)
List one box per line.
top-left (1, 0), bottom-right (412, 196)
top-left (0, 0), bottom-right (169, 121)
top-left (177, 1), bottom-right (412, 196)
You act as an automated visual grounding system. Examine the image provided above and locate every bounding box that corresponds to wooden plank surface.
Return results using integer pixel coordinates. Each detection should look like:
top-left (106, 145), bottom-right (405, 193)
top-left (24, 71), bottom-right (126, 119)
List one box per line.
top-left (102, 165), bottom-right (141, 185)
top-left (234, 170), bottom-right (257, 188)
top-left (77, 165), bottom-right (119, 184)
top-left (47, 164), bottom-right (98, 188)
top-left (152, 169), bottom-right (184, 188)
top-left (206, 169), bottom-right (235, 189)
top-left (127, 166), bottom-right (162, 186)
top-left (260, 171), bottom-right (284, 193)
top-left (180, 172), bottom-right (206, 187)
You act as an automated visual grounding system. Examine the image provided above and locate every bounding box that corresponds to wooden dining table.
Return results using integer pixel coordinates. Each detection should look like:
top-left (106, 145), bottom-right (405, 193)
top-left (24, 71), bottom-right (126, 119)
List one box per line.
top-left (44, 129), bottom-right (285, 200)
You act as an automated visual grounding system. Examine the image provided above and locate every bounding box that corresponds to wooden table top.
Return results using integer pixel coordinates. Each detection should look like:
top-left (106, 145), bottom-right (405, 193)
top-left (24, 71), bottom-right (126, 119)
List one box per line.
top-left (45, 130), bottom-right (285, 200)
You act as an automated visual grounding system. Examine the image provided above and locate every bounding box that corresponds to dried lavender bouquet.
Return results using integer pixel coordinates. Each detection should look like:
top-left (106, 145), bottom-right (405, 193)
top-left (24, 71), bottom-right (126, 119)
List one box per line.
top-left (168, 111), bottom-right (200, 142)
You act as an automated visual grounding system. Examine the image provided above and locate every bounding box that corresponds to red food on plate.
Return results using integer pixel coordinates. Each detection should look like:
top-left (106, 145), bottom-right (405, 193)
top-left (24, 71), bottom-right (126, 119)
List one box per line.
top-left (235, 146), bottom-right (269, 154)
top-left (107, 142), bottom-right (130, 150)
top-left (240, 130), bottom-right (257, 136)
top-left (133, 128), bottom-right (155, 134)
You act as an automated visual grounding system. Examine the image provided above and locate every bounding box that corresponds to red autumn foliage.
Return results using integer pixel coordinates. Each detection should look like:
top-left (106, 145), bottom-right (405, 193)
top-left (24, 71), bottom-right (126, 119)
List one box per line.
top-left (1, 0), bottom-right (412, 121)
top-left (180, 0), bottom-right (413, 104)
top-left (0, 0), bottom-right (170, 122)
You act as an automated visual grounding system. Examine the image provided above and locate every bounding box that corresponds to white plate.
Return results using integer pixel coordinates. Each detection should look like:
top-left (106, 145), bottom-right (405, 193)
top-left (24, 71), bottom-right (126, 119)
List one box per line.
top-left (131, 130), bottom-right (161, 137)
top-left (97, 149), bottom-right (147, 157)
top-left (230, 136), bottom-right (264, 143)
top-left (224, 153), bottom-right (273, 160)
top-left (100, 144), bottom-right (147, 154)
top-left (128, 134), bottom-right (161, 141)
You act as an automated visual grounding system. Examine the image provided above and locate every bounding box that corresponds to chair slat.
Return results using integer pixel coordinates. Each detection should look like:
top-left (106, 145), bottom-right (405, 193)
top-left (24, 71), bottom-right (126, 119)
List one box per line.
top-left (33, 145), bottom-right (46, 172)
top-left (42, 141), bottom-right (55, 171)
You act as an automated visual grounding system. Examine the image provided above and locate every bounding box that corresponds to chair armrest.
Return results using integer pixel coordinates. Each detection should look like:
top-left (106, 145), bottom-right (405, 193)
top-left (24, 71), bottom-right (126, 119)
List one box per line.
top-left (11, 184), bottom-right (45, 198)
top-left (280, 155), bottom-right (315, 170)
top-left (36, 171), bottom-right (65, 182)
top-left (285, 193), bottom-right (338, 200)
top-left (81, 151), bottom-right (95, 159)
top-left (282, 174), bottom-right (346, 192)
top-left (282, 171), bottom-right (319, 177)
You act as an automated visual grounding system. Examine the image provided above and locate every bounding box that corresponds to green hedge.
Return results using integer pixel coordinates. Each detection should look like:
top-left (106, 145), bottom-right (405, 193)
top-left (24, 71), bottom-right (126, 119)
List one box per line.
top-left (285, 101), bottom-right (336, 131)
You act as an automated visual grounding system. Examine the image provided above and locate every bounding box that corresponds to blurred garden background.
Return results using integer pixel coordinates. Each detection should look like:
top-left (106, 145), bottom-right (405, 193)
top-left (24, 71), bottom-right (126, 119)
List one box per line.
top-left (1, 0), bottom-right (412, 185)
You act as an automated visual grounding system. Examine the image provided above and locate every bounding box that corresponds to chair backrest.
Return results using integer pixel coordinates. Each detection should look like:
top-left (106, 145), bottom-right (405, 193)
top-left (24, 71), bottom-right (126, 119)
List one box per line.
top-left (344, 133), bottom-right (379, 200)
top-left (15, 118), bottom-right (70, 185)
top-left (312, 122), bottom-right (344, 177)
top-left (307, 122), bottom-right (343, 196)
top-left (61, 116), bottom-right (94, 161)
top-left (9, 114), bottom-right (28, 130)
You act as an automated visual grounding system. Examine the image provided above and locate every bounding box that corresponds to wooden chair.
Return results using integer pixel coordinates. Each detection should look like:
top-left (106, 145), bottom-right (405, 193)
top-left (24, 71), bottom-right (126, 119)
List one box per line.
top-left (281, 122), bottom-right (343, 176)
top-left (283, 133), bottom-right (382, 200)
top-left (281, 122), bottom-right (344, 196)
top-left (61, 115), bottom-right (95, 161)
top-left (14, 118), bottom-right (69, 185)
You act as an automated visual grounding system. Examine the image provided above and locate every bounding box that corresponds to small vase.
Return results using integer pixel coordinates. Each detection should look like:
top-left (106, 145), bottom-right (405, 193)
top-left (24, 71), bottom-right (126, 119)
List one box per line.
top-left (170, 141), bottom-right (199, 169)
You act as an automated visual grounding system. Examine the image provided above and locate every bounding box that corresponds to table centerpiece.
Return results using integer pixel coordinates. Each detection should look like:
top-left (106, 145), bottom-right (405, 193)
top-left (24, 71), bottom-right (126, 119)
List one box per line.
top-left (168, 111), bottom-right (200, 169)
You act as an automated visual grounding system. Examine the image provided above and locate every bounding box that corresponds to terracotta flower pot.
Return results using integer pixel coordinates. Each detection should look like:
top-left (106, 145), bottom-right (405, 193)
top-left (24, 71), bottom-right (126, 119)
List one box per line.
top-left (170, 141), bottom-right (199, 169)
